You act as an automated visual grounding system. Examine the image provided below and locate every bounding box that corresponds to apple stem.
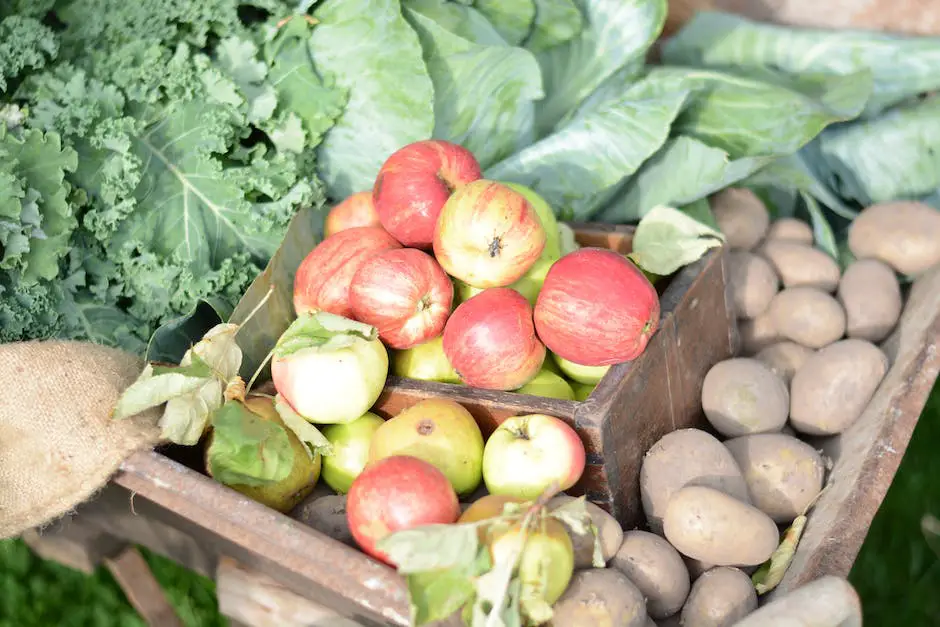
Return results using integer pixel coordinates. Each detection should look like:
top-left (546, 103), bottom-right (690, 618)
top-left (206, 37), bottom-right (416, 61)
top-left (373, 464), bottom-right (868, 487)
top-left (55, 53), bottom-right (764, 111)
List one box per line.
top-left (233, 285), bottom-right (275, 337)
top-left (245, 348), bottom-right (276, 395)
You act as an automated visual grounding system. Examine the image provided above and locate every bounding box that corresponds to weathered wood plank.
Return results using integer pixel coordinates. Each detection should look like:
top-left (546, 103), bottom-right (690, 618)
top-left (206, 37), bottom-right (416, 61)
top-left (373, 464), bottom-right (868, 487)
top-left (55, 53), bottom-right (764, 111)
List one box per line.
top-left (104, 546), bottom-right (185, 627)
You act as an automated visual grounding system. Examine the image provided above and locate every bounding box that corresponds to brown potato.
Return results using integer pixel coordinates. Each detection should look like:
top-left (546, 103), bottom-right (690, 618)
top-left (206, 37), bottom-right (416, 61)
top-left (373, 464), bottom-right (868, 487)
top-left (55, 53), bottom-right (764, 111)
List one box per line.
top-left (548, 494), bottom-right (624, 569)
top-left (848, 200), bottom-right (940, 276)
top-left (290, 494), bottom-right (353, 546)
top-left (728, 251), bottom-right (779, 318)
top-left (838, 258), bottom-right (903, 343)
top-left (680, 567), bottom-right (758, 627)
top-left (709, 188), bottom-right (770, 251)
top-left (701, 358), bottom-right (789, 437)
top-left (723, 433), bottom-right (826, 523)
top-left (730, 575), bottom-right (862, 627)
top-left (548, 568), bottom-right (648, 627)
top-left (611, 530), bottom-right (691, 620)
top-left (737, 311), bottom-right (780, 355)
top-left (663, 486), bottom-right (779, 567)
top-left (768, 287), bottom-right (846, 349)
top-left (765, 217), bottom-right (813, 245)
top-left (754, 341), bottom-right (814, 384)
top-left (640, 429), bottom-right (751, 534)
top-left (758, 241), bottom-right (841, 292)
top-left (790, 339), bottom-right (889, 435)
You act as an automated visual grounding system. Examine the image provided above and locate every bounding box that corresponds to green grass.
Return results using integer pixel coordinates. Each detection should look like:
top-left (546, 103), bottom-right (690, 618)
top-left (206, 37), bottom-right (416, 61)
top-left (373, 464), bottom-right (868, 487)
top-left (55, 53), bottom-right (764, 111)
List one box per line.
top-left (1, 384), bottom-right (938, 626)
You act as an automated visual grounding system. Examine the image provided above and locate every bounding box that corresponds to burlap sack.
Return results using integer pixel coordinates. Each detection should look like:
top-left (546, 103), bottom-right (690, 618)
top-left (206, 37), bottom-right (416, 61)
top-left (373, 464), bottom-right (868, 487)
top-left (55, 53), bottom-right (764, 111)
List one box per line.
top-left (0, 340), bottom-right (161, 539)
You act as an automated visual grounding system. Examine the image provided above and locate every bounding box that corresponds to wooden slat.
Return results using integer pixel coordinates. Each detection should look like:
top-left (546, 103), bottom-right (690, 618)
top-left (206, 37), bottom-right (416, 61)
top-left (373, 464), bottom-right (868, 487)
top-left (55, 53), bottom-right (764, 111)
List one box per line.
top-left (104, 546), bottom-right (185, 627)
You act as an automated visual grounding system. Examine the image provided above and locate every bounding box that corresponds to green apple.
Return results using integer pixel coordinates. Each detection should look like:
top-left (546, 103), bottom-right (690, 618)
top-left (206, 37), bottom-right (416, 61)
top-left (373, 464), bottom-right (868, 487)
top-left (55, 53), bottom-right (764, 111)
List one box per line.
top-left (572, 382), bottom-right (596, 401)
top-left (489, 516), bottom-right (575, 606)
top-left (368, 398), bottom-right (484, 495)
top-left (552, 352), bottom-right (611, 385)
top-left (390, 335), bottom-right (461, 384)
top-left (503, 182), bottom-right (561, 260)
top-left (558, 222), bottom-right (580, 255)
top-left (319, 412), bottom-right (385, 494)
top-left (455, 257), bottom-right (554, 308)
top-left (514, 368), bottom-right (575, 401)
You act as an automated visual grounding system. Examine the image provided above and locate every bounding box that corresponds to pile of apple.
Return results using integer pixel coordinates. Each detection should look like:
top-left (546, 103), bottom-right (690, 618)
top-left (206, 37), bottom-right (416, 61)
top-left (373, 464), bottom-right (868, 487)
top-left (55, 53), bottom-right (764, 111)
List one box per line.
top-left (286, 138), bottom-right (662, 399)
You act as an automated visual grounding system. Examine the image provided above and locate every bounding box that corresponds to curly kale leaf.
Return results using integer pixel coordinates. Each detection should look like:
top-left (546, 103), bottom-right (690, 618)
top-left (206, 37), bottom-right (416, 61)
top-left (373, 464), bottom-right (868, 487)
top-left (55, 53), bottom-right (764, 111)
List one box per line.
top-left (0, 16), bottom-right (58, 93)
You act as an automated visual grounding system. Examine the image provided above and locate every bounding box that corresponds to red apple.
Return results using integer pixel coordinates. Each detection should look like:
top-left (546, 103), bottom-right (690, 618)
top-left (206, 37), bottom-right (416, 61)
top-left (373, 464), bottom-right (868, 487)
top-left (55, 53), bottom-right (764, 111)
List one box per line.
top-left (482, 414), bottom-right (586, 500)
top-left (346, 455), bottom-right (460, 565)
top-left (433, 180), bottom-right (546, 288)
top-left (324, 192), bottom-right (382, 238)
top-left (372, 139), bottom-right (482, 248)
top-left (293, 226), bottom-right (402, 318)
top-left (442, 288), bottom-right (546, 390)
top-left (349, 248), bottom-right (454, 349)
top-left (534, 248), bottom-right (660, 366)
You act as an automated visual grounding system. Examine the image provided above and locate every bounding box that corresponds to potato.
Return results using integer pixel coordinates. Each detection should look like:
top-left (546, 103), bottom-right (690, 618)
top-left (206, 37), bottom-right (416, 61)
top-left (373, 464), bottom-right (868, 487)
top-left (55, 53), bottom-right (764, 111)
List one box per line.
top-left (639, 428), bottom-right (751, 534)
top-left (768, 287), bottom-right (846, 349)
top-left (709, 188), bottom-right (770, 251)
top-left (701, 358), bottom-right (789, 437)
top-left (548, 568), bottom-right (648, 627)
top-left (790, 339), bottom-right (889, 435)
top-left (663, 486), bottom-right (779, 567)
top-left (723, 433), bottom-right (826, 523)
top-left (730, 575), bottom-right (862, 627)
top-left (290, 494), bottom-right (354, 546)
top-left (848, 200), bottom-right (940, 276)
top-left (754, 341), bottom-right (813, 384)
top-left (548, 494), bottom-right (623, 568)
top-left (765, 217), bottom-right (813, 245)
top-left (737, 311), bottom-right (780, 355)
top-left (680, 567), bottom-right (758, 627)
top-left (758, 240), bottom-right (841, 293)
top-left (728, 251), bottom-right (779, 318)
top-left (610, 530), bottom-right (690, 619)
top-left (838, 258), bottom-right (903, 343)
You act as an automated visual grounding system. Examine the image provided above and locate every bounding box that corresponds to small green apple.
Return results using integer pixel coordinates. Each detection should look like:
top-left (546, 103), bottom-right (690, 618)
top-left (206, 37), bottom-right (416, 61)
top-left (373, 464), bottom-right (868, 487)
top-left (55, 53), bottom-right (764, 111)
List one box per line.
top-left (552, 352), bottom-right (610, 385)
top-left (369, 398), bottom-right (484, 495)
top-left (572, 382), bottom-right (596, 401)
top-left (514, 368), bottom-right (575, 400)
top-left (390, 335), bottom-right (461, 384)
top-left (489, 517), bottom-right (575, 606)
top-left (503, 182), bottom-right (561, 260)
top-left (319, 412), bottom-right (385, 494)
top-left (558, 222), bottom-right (580, 255)
top-left (455, 257), bottom-right (554, 307)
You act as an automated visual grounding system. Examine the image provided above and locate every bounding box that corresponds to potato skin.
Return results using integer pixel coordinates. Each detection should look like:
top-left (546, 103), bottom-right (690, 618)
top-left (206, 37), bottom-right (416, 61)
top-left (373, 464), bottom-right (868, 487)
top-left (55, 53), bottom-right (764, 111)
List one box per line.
top-left (848, 200), bottom-right (940, 276)
top-left (758, 241), bottom-right (841, 292)
top-left (765, 218), bottom-right (813, 245)
top-left (548, 568), bottom-right (648, 627)
top-left (680, 567), bottom-right (758, 627)
top-left (548, 494), bottom-right (623, 569)
top-left (790, 339), bottom-right (889, 436)
top-left (611, 530), bottom-right (691, 620)
top-left (290, 494), bottom-right (354, 546)
top-left (838, 258), bottom-right (902, 343)
top-left (663, 486), bottom-right (779, 567)
top-left (701, 358), bottom-right (789, 437)
top-left (768, 287), bottom-right (846, 349)
top-left (730, 575), bottom-right (862, 627)
top-left (728, 251), bottom-right (779, 319)
top-left (737, 312), bottom-right (780, 355)
top-left (723, 433), bottom-right (826, 523)
top-left (755, 341), bottom-right (813, 384)
top-left (710, 188), bottom-right (770, 251)
top-left (640, 429), bottom-right (751, 534)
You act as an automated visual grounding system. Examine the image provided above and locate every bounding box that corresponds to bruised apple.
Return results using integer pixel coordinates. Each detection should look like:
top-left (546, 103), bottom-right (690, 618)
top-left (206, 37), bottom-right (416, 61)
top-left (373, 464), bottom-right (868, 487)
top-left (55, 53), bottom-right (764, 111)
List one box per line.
top-left (324, 192), bottom-right (382, 238)
top-left (434, 180), bottom-right (546, 288)
top-left (320, 412), bottom-right (385, 494)
top-left (391, 335), bottom-right (461, 384)
top-left (346, 455), bottom-right (460, 565)
top-left (293, 227), bottom-right (401, 318)
top-left (442, 288), bottom-right (546, 390)
top-left (368, 399), bottom-right (484, 495)
top-left (482, 414), bottom-right (586, 500)
top-left (372, 139), bottom-right (482, 248)
top-left (349, 248), bottom-right (453, 349)
top-left (535, 248), bottom-right (660, 366)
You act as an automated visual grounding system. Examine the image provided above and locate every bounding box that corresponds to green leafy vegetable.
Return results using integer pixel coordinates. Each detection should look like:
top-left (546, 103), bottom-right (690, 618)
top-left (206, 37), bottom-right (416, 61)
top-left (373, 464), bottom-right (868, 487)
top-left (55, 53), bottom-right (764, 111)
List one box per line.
top-left (206, 400), bottom-right (294, 487)
top-left (629, 205), bottom-right (725, 276)
top-left (472, 0), bottom-right (535, 46)
top-left (524, 0), bottom-right (584, 53)
top-left (403, 0), bottom-right (507, 46)
top-left (146, 299), bottom-right (232, 365)
top-left (310, 0), bottom-right (435, 198)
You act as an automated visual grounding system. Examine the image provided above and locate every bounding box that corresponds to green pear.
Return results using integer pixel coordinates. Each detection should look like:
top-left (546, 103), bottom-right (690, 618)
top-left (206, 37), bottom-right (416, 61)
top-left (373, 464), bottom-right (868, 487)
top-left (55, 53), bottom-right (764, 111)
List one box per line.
top-left (391, 335), bottom-right (461, 384)
top-left (320, 412), bottom-right (385, 494)
top-left (503, 182), bottom-right (561, 260)
top-left (514, 368), bottom-right (576, 400)
top-left (552, 352), bottom-right (611, 385)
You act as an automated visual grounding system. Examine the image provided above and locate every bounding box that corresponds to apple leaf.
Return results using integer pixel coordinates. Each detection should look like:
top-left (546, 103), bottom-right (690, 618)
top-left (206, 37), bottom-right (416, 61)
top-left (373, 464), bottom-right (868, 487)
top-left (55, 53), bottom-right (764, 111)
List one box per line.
top-left (546, 495), bottom-right (605, 567)
top-left (377, 523), bottom-right (481, 574)
top-left (274, 393), bottom-right (333, 459)
top-left (159, 378), bottom-right (225, 445)
top-left (274, 311), bottom-right (378, 358)
top-left (406, 546), bottom-right (491, 626)
top-left (628, 205), bottom-right (725, 276)
top-left (183, 323), bottom-right (243, 382)
top-left (206, 401), bottom-right (295, 487)
top-left (111, 364), bottom-right (209, 420)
